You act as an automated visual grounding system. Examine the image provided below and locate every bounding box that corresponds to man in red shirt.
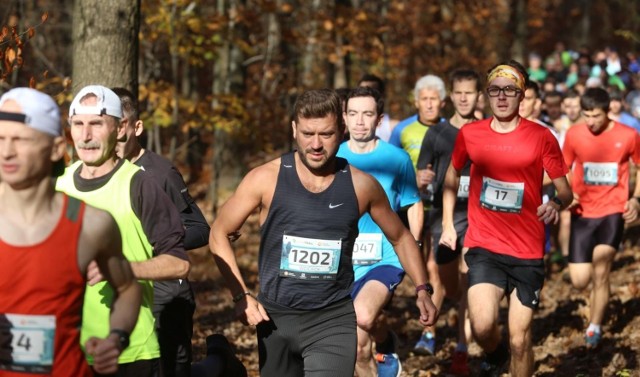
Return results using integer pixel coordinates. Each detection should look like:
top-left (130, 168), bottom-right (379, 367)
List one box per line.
top-left (562, 87), bottom-right (640, 349)
top-left (0, 87), bottom-right (141, 376)
top-left (440, 61), bottom-right (572, 377)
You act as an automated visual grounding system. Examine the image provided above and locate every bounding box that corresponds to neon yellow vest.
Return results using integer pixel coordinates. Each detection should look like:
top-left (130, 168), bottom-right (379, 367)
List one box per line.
top-left (56, 160), bottom-right (159, 363)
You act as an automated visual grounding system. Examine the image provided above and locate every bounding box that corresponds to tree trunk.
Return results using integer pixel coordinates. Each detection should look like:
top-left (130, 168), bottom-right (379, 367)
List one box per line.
top-left (510, 0), bottom-right (526, 63)
top-left (72, 0), bottom-right (139, 95)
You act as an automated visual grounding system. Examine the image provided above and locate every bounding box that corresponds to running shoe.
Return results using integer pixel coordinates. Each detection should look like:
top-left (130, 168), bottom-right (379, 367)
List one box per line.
top-left (479, 343), bottom-right (509, 377)
top-left (376, 353), bottom-right (402, 377)
top-left (412, 331), bottom-right (435, 355)
top-left (585, 330), bottom-right (602, 349)
top-left (448, 350), bottom-right (470, 376)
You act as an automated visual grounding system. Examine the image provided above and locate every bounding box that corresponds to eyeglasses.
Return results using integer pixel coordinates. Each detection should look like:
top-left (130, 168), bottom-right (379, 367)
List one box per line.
top-left (486, 86), bottom-right (521, 98)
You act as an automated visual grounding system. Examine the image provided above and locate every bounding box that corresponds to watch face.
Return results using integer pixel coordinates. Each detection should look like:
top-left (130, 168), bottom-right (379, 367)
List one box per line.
top-left (425, 284), bottom-right (434, 295)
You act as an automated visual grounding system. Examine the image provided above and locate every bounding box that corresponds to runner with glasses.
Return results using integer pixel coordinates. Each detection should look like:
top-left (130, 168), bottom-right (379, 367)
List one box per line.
top-left (439, 60), bottom-right (572, 377)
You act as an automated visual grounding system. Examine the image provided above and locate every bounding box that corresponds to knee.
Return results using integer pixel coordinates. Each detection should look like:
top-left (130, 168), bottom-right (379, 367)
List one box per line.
top-left (569, 268), bottom-right (590, 290)
top-left (470, 317), bottom-right (495, 341)
top-left (509, 331), bottom-right (531, 359)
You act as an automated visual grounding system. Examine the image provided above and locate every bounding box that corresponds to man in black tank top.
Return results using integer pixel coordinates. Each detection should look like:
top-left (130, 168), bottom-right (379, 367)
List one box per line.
top-left (210, 89), bottom-right (438, 377)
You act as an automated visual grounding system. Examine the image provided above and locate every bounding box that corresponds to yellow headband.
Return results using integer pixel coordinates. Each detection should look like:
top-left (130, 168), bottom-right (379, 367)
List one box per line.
top-left (487, 65), bottom-right (525, 91)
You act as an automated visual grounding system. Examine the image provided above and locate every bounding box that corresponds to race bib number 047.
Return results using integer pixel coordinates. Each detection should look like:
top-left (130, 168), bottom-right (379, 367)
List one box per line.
top-left (280, 235), bottom-right (341, 280)
top-left (0, 313), bottom-right (55, 374)
top-left (352, 233), bottom-right (383, 265)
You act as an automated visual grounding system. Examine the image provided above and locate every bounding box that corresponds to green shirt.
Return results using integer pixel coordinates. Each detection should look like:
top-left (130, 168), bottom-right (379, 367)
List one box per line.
top-left (56, 160), bottom-right (159, 364)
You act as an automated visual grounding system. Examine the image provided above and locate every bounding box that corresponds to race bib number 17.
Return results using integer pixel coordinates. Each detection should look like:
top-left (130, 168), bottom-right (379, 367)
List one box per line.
top-left (480, 177), bottom-right (525, 213)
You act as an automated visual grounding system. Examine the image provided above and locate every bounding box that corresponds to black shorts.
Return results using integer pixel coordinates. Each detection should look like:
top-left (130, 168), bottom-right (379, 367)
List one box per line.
top-left (429, 207), bottom-right (468, 265)
top-left (93, 359), bottom-right (159, 377)
top-left (569, 213), bottom-right (624, 263)
top-left (257, 298), bottom-right (356, 377)
top-left (465, 248), bottom-right (545, 310)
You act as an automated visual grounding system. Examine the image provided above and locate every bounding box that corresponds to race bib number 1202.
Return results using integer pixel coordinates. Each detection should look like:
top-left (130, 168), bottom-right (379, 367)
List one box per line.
top-left (280, 235), bottom-right (341, 280)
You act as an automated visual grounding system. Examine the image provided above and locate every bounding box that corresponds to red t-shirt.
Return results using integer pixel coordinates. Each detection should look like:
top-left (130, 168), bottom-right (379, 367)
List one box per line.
top-left (452, 118), bottom-right (568, 259)
top-left (563, 121), bottom-right (640, 218)
top-left (0, 195), bottom-right (92, 377)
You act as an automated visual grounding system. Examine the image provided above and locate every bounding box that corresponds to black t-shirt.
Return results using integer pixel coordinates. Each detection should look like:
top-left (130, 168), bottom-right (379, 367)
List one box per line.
top-left (135, 151), bottom-right (210, 250)
top-left (70, 159), bottom-right (188, 261)
top-left (417, 120), bottom-right (471, 209)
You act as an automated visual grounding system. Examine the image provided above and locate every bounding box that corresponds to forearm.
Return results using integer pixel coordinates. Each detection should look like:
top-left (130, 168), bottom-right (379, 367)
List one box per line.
top-left (633, 169), bottom-right (640, 198)
top-left (395, 231), bottom-right (428, 286)
top-left (210, 232), bottom-right (251, 298)
top-left (406, 201), bottom-right (424, 240)
top-left (442, 164), bottom-right (460, 227)
top-left (109, 279), bottom-right (141, 333)
top-left (131, 254), bottom-right (190, 280)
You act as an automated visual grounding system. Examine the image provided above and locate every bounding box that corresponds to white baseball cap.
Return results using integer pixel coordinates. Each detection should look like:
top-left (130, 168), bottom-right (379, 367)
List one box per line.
top-left (0, 87), bottom-right (61, 137)
top-left (69, 85), bottom-right (123, 118)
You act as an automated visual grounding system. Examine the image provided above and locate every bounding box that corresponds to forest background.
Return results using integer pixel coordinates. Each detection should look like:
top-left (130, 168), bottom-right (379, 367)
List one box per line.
top-left (2, 1), bottom-right (640, 375)
top-left (2, 0), bottom-right (639, 210)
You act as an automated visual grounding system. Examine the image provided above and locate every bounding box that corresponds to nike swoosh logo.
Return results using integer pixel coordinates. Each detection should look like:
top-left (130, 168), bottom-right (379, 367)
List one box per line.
top-left (389, 282), bottom-right (399, 290)
top-left (283, 164), bottom-right (292, 168)
top-left (329, 203), bottom-right (344, 209)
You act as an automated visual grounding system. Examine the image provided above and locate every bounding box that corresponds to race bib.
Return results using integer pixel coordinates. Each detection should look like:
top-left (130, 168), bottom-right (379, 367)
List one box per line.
top-left (583, 162), bottom-right (618, 186)
top-left (352, 233), bottom-right (383, 265)
top-left (480, 177), bottom-right (524, 213)
top-left (0, 314), bottom-right (55, 374)
top-left (280, 235), bottom-right (341, 280)
top-left (457, 176), bottom-right (470, 199)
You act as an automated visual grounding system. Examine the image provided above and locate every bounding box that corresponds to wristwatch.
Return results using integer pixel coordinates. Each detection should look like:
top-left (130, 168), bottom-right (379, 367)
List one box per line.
top-left (550, 196), bottom-right (563, 208)
top-left (415, 283), bottom-right (434, 296)
top-left (109, 329), bottom-right (130, 350)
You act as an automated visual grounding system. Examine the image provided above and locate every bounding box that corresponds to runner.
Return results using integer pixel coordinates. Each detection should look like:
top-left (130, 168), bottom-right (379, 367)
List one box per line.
top-left (357, 74), bottom-right (399, 142)
top-left (0, 87), bottom-right (141, 376)
top-left (440, 60), bottom-right (572, 376)
top-left (113, 87), bottom-right (210, 377)
top-left (209, 88), bottom-right (438, 377)
top-left (56, 85), bottom-right (189, 377)
top-left (415, 68), bottom-right (481, 375)
top-left (337, 86), bottom-right (424, 377)
top-left (562, 87), bottom-right (640, 349)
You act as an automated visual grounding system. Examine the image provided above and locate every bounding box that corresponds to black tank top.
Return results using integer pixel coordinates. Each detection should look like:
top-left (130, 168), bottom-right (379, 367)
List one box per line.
top-left (258, 152), bottom-right (360, 309)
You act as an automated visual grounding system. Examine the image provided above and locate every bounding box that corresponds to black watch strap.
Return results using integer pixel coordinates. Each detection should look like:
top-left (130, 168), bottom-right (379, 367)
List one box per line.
top-left (109, 329), bottom-right (130, 350)
top-left (550, 196), bottom-right (563, 208)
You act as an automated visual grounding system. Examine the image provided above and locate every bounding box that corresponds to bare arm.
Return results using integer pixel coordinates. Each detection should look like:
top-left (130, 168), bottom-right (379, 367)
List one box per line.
top-left (354, 170), bottom-right (438, 326)
top-left (406, 200), bottom-right (424, 240)
top-left (439, 162), bottom-right (460, 249)
top-left (209, 164), bottom-right (275, 325)
top-left (623, 162), bottom-right (640, 223)
top-left (80, 206), bottom-right (141, 374)
top-left (130, 255), bottom-right (190, 280)
top-left (537, 175), bottom-right (573, 224)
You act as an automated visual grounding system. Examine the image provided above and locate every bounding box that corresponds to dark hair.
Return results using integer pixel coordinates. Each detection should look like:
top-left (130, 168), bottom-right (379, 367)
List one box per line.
top-left (111, 87), bottom-right (139, 122)
top-left (449, 69), bottom-right (481, 91)
top-left (543, 90), bottom-right (564, 103)
top-left (358, 74), bottom-right (385, 95)
top-left (608, 88), bottom-right (624, 101)
top-left (345, 86), bottom-right (384, 116)
top-left (581, 87), bottom-right (610, 112)
top-left (564, 88), bottom-right (581, 100)
top-left (293, 89), bottom-right (342, 128)
top-left (486, 59), bottom-right (531, 88)
top-left (525, 80), bottom-right (541, 98)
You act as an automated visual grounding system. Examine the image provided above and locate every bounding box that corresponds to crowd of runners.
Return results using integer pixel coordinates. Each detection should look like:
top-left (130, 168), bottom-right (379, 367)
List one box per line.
top-left (0, 43), bottom-right (639, 377)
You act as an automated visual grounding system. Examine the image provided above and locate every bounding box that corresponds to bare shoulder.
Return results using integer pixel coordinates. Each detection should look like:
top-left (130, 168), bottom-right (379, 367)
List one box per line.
top-left (245, 157), bottom-right (280, 185)
top-left (350, 166), bottom-right (384, 203)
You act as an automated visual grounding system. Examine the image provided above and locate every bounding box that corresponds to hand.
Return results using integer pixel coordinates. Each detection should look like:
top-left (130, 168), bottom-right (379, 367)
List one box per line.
top-left (85, 336), bottom-right (121, 374)
top-left (623, 198), bottom-right (640, 223)
top-left (234, 295), bottom-right (270, 326)
top-left (417, 165), bottom-right (435, 190)
top-left (416, 290), bottom-right (439, 327)
top-left (537, 202), bottom-right (560, 224)
top-left (439, 224), bottom-right (457, 250)
top-left (86, 260), bottom-right (104, 286)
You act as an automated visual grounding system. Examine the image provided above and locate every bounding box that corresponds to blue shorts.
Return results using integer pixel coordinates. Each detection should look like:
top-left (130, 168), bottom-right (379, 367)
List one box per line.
top-left (351, 265), bottom-right (405, 299)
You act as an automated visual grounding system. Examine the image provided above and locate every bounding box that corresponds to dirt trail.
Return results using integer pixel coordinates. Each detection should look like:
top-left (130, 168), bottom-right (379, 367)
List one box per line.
top-left (189, 220), bottom-right (640, 376)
